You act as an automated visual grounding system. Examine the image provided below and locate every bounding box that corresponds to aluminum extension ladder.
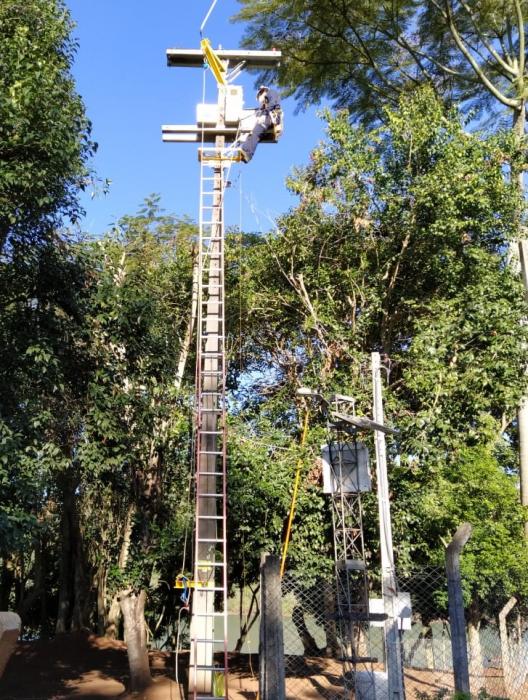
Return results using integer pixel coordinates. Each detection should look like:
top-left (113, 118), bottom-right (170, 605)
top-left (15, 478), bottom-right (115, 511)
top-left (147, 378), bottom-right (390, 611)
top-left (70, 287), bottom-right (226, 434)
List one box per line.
top-left (189, 147), bottom-right (230, 700)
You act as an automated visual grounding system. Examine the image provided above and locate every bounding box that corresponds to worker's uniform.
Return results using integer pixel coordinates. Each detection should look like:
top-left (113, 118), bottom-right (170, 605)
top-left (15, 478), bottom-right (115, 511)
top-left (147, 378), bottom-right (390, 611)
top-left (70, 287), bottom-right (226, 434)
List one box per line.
top-left (239, 87), bottom-right (281, 163)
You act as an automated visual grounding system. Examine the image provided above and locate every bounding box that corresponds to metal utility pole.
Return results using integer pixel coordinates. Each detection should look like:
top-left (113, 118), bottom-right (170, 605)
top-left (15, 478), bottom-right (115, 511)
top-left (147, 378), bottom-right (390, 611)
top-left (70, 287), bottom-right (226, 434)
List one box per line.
top-left (163, 40), bottom-right (281, 700)
top-left (372, 352), bottom-right (405, 700)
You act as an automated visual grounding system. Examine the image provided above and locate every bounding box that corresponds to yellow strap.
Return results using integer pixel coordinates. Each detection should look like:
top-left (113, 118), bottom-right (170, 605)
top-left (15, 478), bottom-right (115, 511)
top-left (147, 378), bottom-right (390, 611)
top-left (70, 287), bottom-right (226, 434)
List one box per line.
top-left (201, 38), bottom-right (227, 86)
top-left (280, 409), bottom-right (310, 578)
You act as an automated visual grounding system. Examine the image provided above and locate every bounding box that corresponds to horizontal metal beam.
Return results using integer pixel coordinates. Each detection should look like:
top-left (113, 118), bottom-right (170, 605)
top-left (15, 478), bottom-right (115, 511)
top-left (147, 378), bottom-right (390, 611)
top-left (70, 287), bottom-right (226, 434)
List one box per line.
top-left (161, 124), bottom-right (278, 144)
top-left (331, 412), bottom-right (399, 435)
top-left (166, 48), bottom-right (281, 69)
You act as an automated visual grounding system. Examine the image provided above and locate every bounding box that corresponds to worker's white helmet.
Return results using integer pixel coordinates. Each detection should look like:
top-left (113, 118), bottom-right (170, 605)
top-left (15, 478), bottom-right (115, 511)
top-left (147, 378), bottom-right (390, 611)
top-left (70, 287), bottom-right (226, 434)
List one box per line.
top-left (257, 85), bottom-right (269, 98)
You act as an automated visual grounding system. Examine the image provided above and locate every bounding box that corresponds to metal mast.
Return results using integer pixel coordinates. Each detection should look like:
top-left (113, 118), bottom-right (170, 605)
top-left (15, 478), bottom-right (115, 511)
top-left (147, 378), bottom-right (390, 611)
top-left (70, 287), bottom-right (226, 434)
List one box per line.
top-left (162, 40), bottom-right (281, 700)
top-left (372, 352), bottom-right (405, 700)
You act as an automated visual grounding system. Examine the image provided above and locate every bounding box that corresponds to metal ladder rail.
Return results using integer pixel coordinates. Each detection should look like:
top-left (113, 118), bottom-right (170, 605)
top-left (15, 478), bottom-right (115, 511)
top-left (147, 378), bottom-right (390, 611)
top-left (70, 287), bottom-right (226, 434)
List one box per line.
top-left (190, 153), bottom-right (229, 700)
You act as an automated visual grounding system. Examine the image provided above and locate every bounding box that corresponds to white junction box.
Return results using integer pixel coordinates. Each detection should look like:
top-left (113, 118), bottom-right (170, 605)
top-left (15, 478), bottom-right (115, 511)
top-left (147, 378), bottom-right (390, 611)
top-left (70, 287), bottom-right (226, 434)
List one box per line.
top-left (369, 593), bottom-right (412, 630)
top-left (224, 85), bottom-right (244, 124)
top-left (196, 102), bottom-right (219, 126)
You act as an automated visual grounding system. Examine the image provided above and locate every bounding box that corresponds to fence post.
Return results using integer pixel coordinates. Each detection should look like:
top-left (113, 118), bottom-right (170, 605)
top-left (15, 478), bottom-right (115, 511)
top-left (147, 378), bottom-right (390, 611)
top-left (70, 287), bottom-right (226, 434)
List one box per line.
top-left (445, 522), bottom-right (472, 696)
top-left (259, 553), bottom-right (286, 700)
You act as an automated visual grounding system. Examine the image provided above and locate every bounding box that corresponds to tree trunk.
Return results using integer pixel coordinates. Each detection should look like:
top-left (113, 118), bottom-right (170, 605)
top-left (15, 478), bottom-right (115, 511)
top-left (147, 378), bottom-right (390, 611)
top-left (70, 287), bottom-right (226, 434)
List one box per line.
top-left (0, 559), bottom-right (14, 610)
top-left (234, 584), bottom-right (260, 653)
top-left (323, 580), bottom-right (339, 657)
top-left (71, 509), bottom-right (90, 631)
top-left (17, 539), bottom-right (45, 626)
top-left (55, 481), bottom-right (74, 634)
top-left (96, 565), bottom-right (107, 636)
top-left (105, 503), bottom-right (136, 639)
top-left (292, 604), bottom-right (319, 655)
top-left (120, 588), bottom-right (152, 691)
top-left (511, 102), bottom-right (528, 539)
top-left (175, 245), bottom-right (199, 390)
top-left (499, 596), bottom-right (517, 698)
top-left (467, 606), bottom-right (484, 697)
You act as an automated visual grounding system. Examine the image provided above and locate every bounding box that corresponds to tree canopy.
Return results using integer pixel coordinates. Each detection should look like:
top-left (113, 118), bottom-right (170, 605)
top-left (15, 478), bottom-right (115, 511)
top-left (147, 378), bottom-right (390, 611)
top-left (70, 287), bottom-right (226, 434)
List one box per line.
top-left (236, 0), bottom-right (528, 129)
top-left (227, 88), bottom-right (528, 604)
top-left (0, 0), bottom-right (95, 254)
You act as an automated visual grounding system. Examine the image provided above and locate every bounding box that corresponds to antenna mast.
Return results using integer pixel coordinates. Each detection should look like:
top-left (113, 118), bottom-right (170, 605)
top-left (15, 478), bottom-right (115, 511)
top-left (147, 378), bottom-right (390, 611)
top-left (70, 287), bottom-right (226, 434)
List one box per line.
top-left (163, 35), bottom-right (281, 700)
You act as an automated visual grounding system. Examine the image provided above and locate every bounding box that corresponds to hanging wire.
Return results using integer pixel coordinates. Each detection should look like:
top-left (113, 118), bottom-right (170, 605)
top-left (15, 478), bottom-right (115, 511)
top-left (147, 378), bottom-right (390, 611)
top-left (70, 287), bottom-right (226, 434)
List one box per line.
top-left (200, 0), bottom-right (221, 37)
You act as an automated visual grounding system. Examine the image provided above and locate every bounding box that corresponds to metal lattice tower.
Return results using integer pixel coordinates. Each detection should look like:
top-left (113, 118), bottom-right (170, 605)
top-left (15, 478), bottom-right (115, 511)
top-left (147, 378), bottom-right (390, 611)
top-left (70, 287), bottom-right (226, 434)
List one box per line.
top-left (327, 426), bottom-right (378, 700)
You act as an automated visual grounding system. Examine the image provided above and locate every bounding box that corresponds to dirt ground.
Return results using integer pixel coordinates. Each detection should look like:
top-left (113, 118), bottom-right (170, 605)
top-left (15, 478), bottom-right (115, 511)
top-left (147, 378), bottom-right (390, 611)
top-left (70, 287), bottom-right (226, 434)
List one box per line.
top-left (0, 633), bottom-right (262, 700)
top-left (0, 632), bottom-right (523, 699)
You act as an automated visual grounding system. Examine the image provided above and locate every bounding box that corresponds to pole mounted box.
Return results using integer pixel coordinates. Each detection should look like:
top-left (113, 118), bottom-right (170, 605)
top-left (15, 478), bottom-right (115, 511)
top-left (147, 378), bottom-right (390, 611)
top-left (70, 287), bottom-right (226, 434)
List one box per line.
top-left (321, 442), bottom-right (372, 494)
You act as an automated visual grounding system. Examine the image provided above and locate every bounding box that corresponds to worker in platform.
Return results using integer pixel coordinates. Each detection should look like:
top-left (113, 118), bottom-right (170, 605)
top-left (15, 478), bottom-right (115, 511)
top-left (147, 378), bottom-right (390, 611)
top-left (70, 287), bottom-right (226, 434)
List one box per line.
top-left (237, 85), bottom-right (282, 163)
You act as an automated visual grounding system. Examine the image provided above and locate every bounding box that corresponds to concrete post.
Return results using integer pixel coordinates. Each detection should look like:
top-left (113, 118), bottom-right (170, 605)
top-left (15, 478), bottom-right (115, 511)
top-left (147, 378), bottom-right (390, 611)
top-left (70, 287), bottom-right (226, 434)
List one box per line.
top-left (445, 523), bottom-right (472, 696)
top-left (259, 553), bottom-right (285, 700)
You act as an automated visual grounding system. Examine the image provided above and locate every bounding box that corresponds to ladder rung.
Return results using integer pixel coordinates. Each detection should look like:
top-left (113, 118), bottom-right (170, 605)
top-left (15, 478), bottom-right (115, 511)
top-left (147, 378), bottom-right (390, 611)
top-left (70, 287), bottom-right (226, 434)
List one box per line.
top-left (193, 611), bottom-right (226, 617)
top-left (199, 450), bottom-right (224, 455)
top-left (193, 585), bottom-right (225, 592)
top-left (194, 638), bottom-right (226, 644)
top-left (198, 472), bottom-right (224, 478)
top-left (195, 665), bottom-right (227, 672)
top-left (198, 514), bottom-right (223, 519)
top-left (196, 696), bottom-right (226, 700)
top-left (198, 537), bottom-right (224, 543)
top-left (199, 493), bottom-right (224, 498)
top-left (200, 430), bottom-right (224, 435)
top-left (196, 561), bottom-right (225, 567)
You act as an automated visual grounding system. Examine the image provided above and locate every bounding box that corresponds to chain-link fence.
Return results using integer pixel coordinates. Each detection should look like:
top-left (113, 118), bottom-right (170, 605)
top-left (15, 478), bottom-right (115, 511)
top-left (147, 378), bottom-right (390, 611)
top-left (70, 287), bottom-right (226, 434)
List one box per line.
top-left (269, 569), bottom-right (528, 699)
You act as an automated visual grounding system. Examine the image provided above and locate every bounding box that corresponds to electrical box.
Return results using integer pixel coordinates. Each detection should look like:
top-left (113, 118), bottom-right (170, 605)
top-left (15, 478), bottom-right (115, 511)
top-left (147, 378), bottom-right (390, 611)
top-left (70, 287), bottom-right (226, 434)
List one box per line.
top-left (196, 103), bottom-right (219, 126)
top-left (355, 671), bottom-right (388, 700)
top-left (224, 85), bottom-right (244, 125)
top-left (321, 442), bottom-right (371, 494)
top-left (369, 593), bottom-right (412, 630)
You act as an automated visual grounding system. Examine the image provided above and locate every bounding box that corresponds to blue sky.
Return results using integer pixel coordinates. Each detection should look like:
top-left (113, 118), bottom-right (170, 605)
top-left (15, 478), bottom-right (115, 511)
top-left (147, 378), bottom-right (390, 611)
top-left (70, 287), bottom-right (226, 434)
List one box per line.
top-left (65, 0), bottom-right (326, 236)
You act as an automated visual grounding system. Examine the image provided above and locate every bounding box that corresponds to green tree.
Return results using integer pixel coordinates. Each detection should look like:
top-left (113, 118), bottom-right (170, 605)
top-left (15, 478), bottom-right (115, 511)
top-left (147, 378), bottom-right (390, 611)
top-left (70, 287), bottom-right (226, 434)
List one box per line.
top-left (0, 0), bottom-right (95, 253)
top-left (236, 0), bottom-right (528, 130)
top-left (236, 0), bottom-right (528, 523)
top-left (77, 198), bottom-right (196, 690)
top-left (0, 233), bottom-right (93, 635)
top-left (231, 89), bottom-right (528, 612)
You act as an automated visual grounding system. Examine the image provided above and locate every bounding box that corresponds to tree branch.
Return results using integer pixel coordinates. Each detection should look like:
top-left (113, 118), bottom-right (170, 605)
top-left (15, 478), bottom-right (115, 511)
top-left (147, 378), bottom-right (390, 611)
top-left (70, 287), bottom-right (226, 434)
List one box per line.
top-left (514, 0), bottom-right (525, 86)
top-left (459, 0), bottom-right (517, 76)
top-left (443, 0), bottom-right (518, 107)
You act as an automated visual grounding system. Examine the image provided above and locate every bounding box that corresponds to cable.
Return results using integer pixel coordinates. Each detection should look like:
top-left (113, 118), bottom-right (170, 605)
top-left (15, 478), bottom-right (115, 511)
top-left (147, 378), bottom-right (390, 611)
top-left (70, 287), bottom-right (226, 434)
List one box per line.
top-left (280, 407), bottom-right (310, 578)
top-left (200, 0), bottom-right (221, 37)
top-left (175, 604), bottom-right (190, 699)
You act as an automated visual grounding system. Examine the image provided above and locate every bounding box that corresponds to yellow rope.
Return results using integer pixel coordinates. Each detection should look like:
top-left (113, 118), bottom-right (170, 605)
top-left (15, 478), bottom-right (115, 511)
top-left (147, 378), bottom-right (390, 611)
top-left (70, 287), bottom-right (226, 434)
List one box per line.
top-left (280, 408), bottom-right (310, 579)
